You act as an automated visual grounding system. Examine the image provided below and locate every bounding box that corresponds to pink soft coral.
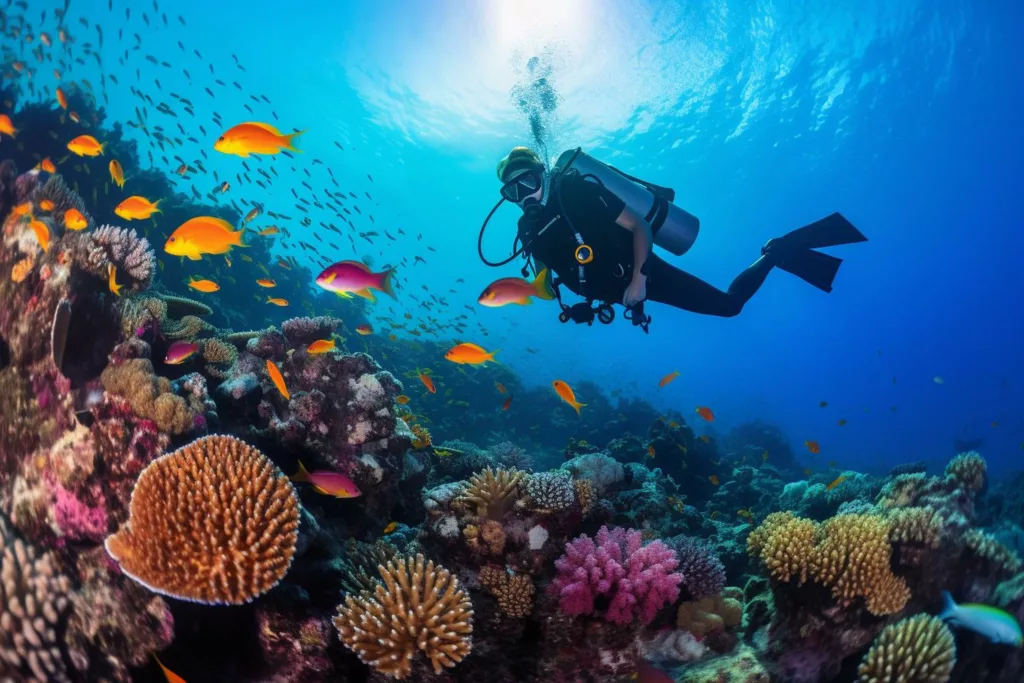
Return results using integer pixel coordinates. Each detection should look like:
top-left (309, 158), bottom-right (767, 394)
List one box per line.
top-left (550, 526), bottom-right (682, 625)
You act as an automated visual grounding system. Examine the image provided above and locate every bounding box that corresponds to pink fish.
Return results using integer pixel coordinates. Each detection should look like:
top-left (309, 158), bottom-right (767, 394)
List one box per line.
top-left (477, 268), bottom-right (555, 307)
top-left (289, 461), bottom-right (362, 498)
top-left (637, 659), bottom-right (674, 683)
top-left (164, 341), bottom-right (199, 365)
top-left (315, 260), bottom-right (395, 301)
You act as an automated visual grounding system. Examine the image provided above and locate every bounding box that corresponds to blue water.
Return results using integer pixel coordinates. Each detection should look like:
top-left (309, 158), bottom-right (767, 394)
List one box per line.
top-left (17, 0), bottom-right (1024, 475)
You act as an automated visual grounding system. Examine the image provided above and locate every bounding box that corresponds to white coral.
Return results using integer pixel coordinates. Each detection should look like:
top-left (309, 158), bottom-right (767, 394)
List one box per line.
top-left (348, 373), bottom-right (385, 407)
top-left (347, 420), bottom-right (373, 445)
top-left (562, 452), bottom-right (624, 493)
top-left (528, 525), bottom-right (549, 550)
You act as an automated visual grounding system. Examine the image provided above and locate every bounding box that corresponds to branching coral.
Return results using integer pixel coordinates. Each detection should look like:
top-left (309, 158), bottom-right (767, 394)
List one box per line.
top-left (746, 511), bottom-right (817, 585)
top-left (0, 517), bottom-right (72, 683)
top-left (526, 470), bottom-right (576, 512)
top-left (964, 529), bottom-right (1022, 576)
top-left (668, 535), bottom-right (727, 599)
top-left (100, 357), bottom-right (195, 434)
top-left (888, 507), bottom-right (944, 548)
top-left (478, 566), bottom-right (535, 618)
top-left (813, 514), bottom-right (910, 616)
top-left (857, 614), bottom-right (955, 683)
top-left (105, 435), bottom-right (300, 605)
top-left (550, 526), bottom-right (682, 625)
top-left (74, 224), bottom-right (155, 288)
top-left (281, 315), bottom-right (340, 347)
top-left (676, 594), bottom-right (742, 636)
top-left (945, 451), bottom-right (986, 493)
top-left (877, 473), bottom-right (929, 510)
top-left (456, 466), bottom-right (523, 519)
top-left (333, 554), bottom-right (473, 679)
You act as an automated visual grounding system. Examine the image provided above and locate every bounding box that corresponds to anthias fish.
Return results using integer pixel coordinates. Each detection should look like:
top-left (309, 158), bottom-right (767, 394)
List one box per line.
top-left (477, 268), bottom-right (554, 307)
top-left (165, 217), bottom-right (246, 260)
top-left (315, 260), bottom-right (394, 301)
top-left (290, 461), bottom-right (361, 498)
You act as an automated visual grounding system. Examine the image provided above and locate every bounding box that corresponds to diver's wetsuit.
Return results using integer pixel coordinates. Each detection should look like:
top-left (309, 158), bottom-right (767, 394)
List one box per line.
top-left (518, 172), bottom-right (775, 318)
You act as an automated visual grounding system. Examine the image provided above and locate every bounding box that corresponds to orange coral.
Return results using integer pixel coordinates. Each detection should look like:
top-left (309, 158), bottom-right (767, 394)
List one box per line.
top-left (333, 554), bottom-right (473, 679)
top-left (457, 466), bottom-right (523, 520)
top-left (104, 435), bottom-right (300, 605)
top-left (574, 478), bottom-right (596, 516)
top-left (410, 424), bottom-right (431, 450)
top-left (10, 256), bottom-right (33, 283)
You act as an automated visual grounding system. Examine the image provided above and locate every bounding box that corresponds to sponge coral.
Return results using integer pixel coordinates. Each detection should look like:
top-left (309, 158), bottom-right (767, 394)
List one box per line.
top-left (104, 435), bottom-right (300, 605)
top-left (944, 451), bottom-right (986, 493)
top-left (333, 554), bottom-right (473, 680)
top-left (857, 614), bottom-right (955, 683)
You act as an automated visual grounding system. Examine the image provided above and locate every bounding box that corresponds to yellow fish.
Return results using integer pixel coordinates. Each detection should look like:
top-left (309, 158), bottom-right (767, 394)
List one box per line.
top-left (383, 522), bottom-right (399, 534)
top-left (108, 264), bottom-right (122, 296)
top-left (214, 121), bottom-right (306, 157)
top-left (115, 196), bottom-right (160, 220)
top-left (67, 134), bottom-right (104, 156)
top-left (826, 475), bottom-right (848, 491)
top-left (63, 209), bottom-right (88, 231)
top-left (165, 216), bottom-right (246, 260)
top-left (109, 159), bottom-right (125, 188)
top-left (187, 278), bottom-right (220, 293)
top-left (29, 220), bottom-right (50, 251)
top-left (266, 297), bottom-right (288, 307)
top-left (256, 278), bottom-right (276, 288)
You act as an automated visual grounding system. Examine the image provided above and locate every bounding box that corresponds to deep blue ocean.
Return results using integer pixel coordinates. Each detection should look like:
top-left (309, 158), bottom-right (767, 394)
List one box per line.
top-left (10, 0), bottom-right (1024, 478)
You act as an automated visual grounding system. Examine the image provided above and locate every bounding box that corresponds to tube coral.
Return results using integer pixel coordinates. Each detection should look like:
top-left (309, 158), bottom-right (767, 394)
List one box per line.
top-left (104, 435), bottom-right (300, 605)
top-left (333, 554), bottom-right (473, 679)
top-left (857, 614), bottom-right (955, 683)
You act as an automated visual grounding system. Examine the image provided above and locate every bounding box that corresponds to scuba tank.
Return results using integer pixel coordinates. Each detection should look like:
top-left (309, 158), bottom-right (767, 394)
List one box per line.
top-left (550, 148), bottom-right (700, 256)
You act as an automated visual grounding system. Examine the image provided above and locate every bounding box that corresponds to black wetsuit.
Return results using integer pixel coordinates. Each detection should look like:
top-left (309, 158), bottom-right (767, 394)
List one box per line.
top-left (518, 172), bottom-right (775, 318)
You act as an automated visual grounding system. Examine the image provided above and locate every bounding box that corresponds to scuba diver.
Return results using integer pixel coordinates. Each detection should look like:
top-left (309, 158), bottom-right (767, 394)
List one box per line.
top-left (480, 146), bottom-right (867, 332)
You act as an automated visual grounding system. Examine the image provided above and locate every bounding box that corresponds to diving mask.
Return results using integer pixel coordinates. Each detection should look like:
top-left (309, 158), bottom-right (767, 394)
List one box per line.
top-left (500, 169), bottom-right (542, 203)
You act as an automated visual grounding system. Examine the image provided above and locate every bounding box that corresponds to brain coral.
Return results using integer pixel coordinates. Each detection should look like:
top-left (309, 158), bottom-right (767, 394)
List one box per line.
top-left (104, 435), bottom-right (300, 605)
top-left (334, 554), bottom-right (473, 679)
top-left (858, 614), bottom-right (955, 683)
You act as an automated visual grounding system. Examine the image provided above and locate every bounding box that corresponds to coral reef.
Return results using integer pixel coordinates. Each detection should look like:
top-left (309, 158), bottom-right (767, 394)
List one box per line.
top-left (857, 614), bottom-right (956, 683)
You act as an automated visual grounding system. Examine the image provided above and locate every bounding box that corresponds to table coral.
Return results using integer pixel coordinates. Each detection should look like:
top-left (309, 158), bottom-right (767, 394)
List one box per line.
top-left (104, 435), bottom-right (300, 604)
top-left (333, 554), bottom-right (473, 679)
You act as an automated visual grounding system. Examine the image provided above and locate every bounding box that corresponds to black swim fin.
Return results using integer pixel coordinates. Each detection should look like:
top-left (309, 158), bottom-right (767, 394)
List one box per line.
top-left (782, 212), bottom-right (867, 249)
top-left (777, 248), bottom-right (843, 293)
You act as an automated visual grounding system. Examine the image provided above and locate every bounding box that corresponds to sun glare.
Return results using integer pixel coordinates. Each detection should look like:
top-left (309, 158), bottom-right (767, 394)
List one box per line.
top-left (490, 0), bottom-right (592, 50)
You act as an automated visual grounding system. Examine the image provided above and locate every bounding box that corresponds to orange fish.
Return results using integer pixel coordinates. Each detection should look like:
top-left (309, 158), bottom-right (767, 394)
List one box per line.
top-left (553, 380), bottom-right (586, 415)
top-left (214, 122), bottom-right (306, 157)
top-left (67, 134), bottom-right (103, 156)
top-left (69, 111), bottom-right (81, 124)
top-left (115, 196), bottom-right (160, 220)
top-left (29, 220), bottom-right (50, 251)
top-left (39, 157), bottom-right (56, 173)
top-left (476, 268), bottom-right (555, 307)
top-left (266, 297), bottom-right (288, 307)
top-left (165, 217), bottom-right (246, 260)
top-left (647, 445), bottom-right (656, 458)
top-left (445, 342), bottom-right (498, 365)
top-left (13, 203), bottom-right (32, 218)
top-left (418, 370), bottom-right (436, 394)
top-left (496, 382), bottom-right (507, 395)
top-left (383, 521), bottom-right (399, 534)
top-left (109, 159), bottom-right (125, 188)
top-left (187, 278), bottom-right (220, 293)
top-left (63, 209), bottom-right (88, 231)
top-left (155, 655), bottom-right (186, 683)
top-left (826, 475), bottom-right (848, 491)
top-left (396, 395), bottom-right (411, 405)
top-left (658, 370), bottom-right (680, 388)
top-left (39, 199), bottom-right (55, 212)
top-left (356, 324), bottom-right (373, 335)
top-left (307, 339), bottom-right (337, 355)
top-left (695, 406), bottom-right (715, 422)
top-left (108, 264), bottom-right (122, 297)
top-left (175, 163), bottom-right (189, 176)
top-left (804, 440), bottom-right (820, 454)
top-left (256, 278), bottom-right (276, 288)
top-left (258, 226), bottom-right (279, 236)
top-left (708, 475), bottom-right (720, 486)
top-left (56, 87), bottom-right (67, 110)
top-left (0, 114), bottom-right (17, 138)
top-left (266, 360), bottom-right (290, 400)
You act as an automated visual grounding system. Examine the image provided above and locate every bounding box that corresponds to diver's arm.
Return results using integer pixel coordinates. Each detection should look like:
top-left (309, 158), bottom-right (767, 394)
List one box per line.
top-left (616, 205), bottom-right (653, 305)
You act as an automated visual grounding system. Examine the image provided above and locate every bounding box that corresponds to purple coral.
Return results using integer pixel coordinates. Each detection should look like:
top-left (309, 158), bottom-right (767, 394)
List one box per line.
top-left (78, 225), bottom-right (155, 288)
top-left (281, 316), bottom-right (341, 347)
top-left (667, 535), bottom-right (726, 600)
top-left (550, 526), bottom-right (682, 625)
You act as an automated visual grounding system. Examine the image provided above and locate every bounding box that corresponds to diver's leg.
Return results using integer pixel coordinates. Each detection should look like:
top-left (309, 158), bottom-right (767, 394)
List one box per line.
top-left (645, 254), bottom-right (774, 317)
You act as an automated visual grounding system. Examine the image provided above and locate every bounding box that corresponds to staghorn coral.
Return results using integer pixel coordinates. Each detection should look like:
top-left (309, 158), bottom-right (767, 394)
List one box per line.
top-left (964, 528), bottom-right (1023, 576)
top-left (479, 566), bottom-right (535, 618)
top-left (100, 357), bottom-right (195, 434)
top-left (333, 554), bottom-right (473, 680)
top-left (813, 513), bottom-right (910, 616)
top-left (526, 470), bottom-right (576, 512)
top-left (888, 506), bottom-right (944, 548)
top-left (857, 614), bottom-right (955, 683)
top-left (0, 516), bottom-right (72, 683)
top-left (74, 224), bottom-right (155, 288)
top-left (676, 594), bottom-right (742, 637)
top-left (104, 435), bottom-right (300, 605)
top-left (456, 466), bottom-right (523, 520)
top-left (668, 535), bottom-right (727, 599)
top-left (945, 451), bottom-right (986, 493)
top-left (746, 511), bottom-right (817, 585)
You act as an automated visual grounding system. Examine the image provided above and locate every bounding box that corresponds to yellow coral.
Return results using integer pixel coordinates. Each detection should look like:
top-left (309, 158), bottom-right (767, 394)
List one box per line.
top-left (965, 529), bottom-right (1022, 576)
top-left (333, 554), bottom-right (473, 679)
top-left (100, 359), bottom-right (194, 434)
top-left (410, 424), bottom-right (431, 450)
top-left (164, 314), bottom-right (213, 341)
top-left (202, 338), bottom-right (238, 366)
top-left (457, 467), bottom-right (523, 520)
top-left (573, 477), bottom-right (596, 516)
top-left (858, 614), bottom-right (955, 683)
top-left (747, 511), bottom-right (816, 585)
top-left (877, 473), bottom-right (928, 509)
top-left (676, 595), bottom-right (743, 636)
top-left (812, 514), bottom-right (910, 616)
top-left (888, 507), bottom-right (943, 548)
top-left (104, 435), bottom-right (300, 605)
top-left (945, 451), bottom-right (986, 493)
top-left (478, 566), bottom-right (534, 619)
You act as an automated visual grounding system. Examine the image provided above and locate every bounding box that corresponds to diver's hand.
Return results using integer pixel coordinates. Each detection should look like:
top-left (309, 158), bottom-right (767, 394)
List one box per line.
top-left (623, 276), bottom-right (647, 308)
